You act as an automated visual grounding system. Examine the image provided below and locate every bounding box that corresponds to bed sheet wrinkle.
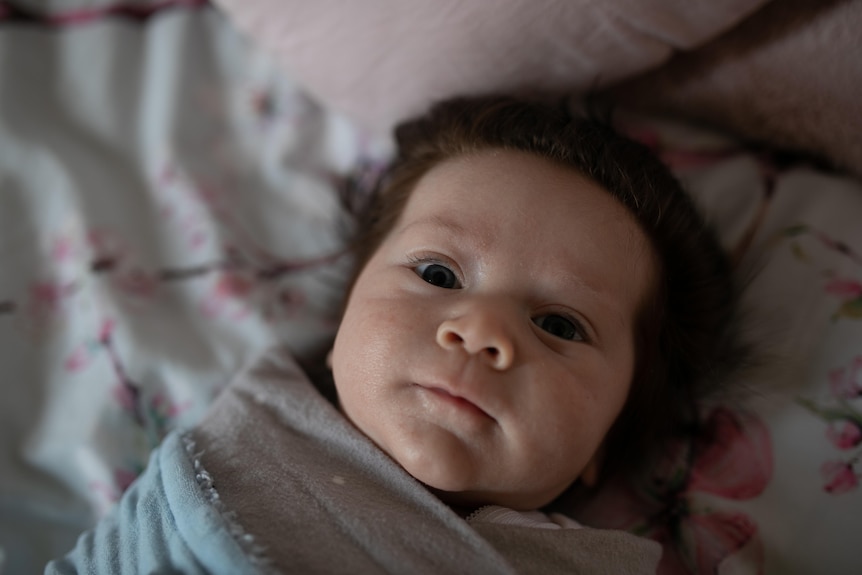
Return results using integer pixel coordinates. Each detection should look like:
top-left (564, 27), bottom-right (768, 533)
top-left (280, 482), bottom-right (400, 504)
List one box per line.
top-left (0, 4), bottom-right (387, 573)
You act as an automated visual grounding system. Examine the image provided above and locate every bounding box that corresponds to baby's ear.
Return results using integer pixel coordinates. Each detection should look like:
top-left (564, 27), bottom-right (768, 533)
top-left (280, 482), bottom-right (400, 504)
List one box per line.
top-left (581, 448), bottom-right (604, 488)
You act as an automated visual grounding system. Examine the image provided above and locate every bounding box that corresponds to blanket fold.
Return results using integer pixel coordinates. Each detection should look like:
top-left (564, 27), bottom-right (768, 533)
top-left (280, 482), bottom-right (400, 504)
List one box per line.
top-left (190, 348), bottom-right (662, 574)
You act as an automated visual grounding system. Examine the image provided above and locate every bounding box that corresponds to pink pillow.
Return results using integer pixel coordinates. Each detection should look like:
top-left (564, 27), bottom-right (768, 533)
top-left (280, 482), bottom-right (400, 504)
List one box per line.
top-left (212, 0), bottom-right (771, 134)
top-left (606, 0), bottom-right (862, 177)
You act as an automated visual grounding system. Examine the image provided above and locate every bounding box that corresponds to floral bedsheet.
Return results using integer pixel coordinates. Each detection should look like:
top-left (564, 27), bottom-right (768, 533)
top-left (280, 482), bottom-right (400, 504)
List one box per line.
top-left (1, 1), bottom-right (860, 574)
top-left (569, 116), bottom-right (862, 574)
top-left (0, 1), bottom-right (387, 571)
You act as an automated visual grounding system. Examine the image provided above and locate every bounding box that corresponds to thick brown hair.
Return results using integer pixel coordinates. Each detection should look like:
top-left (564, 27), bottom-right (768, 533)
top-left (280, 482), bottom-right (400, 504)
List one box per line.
top-left (345, 95), bottom-right (744, 481)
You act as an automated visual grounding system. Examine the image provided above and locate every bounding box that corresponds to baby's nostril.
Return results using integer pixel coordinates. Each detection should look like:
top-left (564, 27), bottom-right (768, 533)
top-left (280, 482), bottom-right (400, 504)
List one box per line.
top-left (446, 331), bottom-right (464, 344)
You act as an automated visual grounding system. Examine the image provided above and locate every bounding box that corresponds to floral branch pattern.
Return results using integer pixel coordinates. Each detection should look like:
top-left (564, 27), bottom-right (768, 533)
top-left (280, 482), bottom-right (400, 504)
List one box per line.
top-left (572, 406), bottom-right (773, 574)
top-left (775, 223), bottom-right (862, 321)
top-left (777, 219), bottom-right (862, 495)
top-left (1, 170), bottom-right (349, 333)
top-left (798, 355), bottom-right (862, 495)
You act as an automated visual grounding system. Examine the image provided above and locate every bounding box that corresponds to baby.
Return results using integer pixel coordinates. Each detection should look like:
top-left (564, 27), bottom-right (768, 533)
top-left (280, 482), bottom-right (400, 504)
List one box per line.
top-left (47, 96), bottom-right (741, 573)
top-left (333, 95), bottom-right (739, 517)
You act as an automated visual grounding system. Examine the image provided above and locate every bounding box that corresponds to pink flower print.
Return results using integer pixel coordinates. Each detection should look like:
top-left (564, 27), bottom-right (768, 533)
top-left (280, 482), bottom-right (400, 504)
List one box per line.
top-left (99, 318), bottom-right (115, 342)
top-left (64, 347), bottom-right (90, 372)
top-left (564, 474), bottom-right (659, 533)
top-left (87, 480), bottom-right (121, 516)
top-left (683, 511), bottom-right (761, 575)
top-left (189, 229), bottom-right (206, 249)
top-left (820, 460), bottom-right (859, 494)
top-left (826, 278), bottom-right (862, 321)
top-left (617, 124), bottom-right (734, 172)
top-left (113, 268), bottom-right (158, 299)
top-left (148, 392), bottom-right (193, 438)
top-left (202, 271), bottom-right (255, 320)
top-left (195, 183), bottom-right (219, 206)
top-left (29, 281), bottom-right (69, 312)
top-left (112, 383), bottom-right (136, 412)
top-left (87, 229), bottom-right (126, 272)
top-left (215, 271), bottom-right (253, 299)
top-left (178, 213), bottom-right (208, 250)
top-left (623, 127), bottom-right (661, 151)
top-left (51, 235), bottom-right (76, 262)
top-left (825, 278), bottom-right (862, 298)
top-left (88, 465), bottom-right (145, 512)
top-left (27, 280), bottom-right (77, 325)
top-left (689, 407), bottom-right (773, 499)
top-left (828, 359), bottom-right (862, 399)
top-left (567, 406), bottom-right (772, 575)
top-left (826, 421), bottom-right (862, 449)
top-left (113, 468), bottom-right (139, 494)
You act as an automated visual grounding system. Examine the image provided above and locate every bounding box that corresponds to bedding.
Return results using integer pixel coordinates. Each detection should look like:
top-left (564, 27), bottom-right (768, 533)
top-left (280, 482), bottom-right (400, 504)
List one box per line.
top-left (605, 0), bottom-right (862, 178)
top-left (1, 1), bottom-right (861, 574)
top-left (210, 0), bottom-right (772, 133)
top-left (0, 2), bottom-right (386, 571)
top-left (47, 349), bottom-right (662, 574)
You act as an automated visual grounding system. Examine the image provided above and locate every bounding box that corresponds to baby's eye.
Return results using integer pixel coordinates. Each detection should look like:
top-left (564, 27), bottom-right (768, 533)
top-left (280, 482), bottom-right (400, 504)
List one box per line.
top-left (533, 314), bottom-right (584, 341)
top-left (415, 262), bottom-right (460, 289)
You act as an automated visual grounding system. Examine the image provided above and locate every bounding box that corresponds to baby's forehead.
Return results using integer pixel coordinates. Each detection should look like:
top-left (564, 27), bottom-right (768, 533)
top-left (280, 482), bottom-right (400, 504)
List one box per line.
top-left (389, 156), bottom-right (659, 317)
top-left (400, 151), bottom-right (648, 243)
top-left (418, 148), bottom-right (595, 188)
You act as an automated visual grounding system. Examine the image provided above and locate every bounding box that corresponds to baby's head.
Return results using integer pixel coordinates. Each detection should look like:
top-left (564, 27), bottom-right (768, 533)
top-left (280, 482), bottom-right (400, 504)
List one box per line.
top-left (331, 96), bottom-right (738, 511)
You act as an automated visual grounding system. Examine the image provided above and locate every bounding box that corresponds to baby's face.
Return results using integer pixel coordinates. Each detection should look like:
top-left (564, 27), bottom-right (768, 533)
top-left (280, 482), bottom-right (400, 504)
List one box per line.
top-left (331, 150), bottom-right (657, 510)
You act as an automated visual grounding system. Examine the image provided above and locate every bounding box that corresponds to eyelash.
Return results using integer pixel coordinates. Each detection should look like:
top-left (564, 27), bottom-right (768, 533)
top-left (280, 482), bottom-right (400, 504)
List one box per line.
top-left (533, 312), bottom-right (590, 343)
top-left (407, 255), bottom-right (590, 343)
top-left (407, 254), bottom-right (461, 277)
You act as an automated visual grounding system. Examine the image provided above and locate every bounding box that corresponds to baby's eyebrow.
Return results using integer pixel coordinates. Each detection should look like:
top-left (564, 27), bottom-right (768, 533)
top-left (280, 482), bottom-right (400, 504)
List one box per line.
top-left (398, 214), bottom-right (477, 241)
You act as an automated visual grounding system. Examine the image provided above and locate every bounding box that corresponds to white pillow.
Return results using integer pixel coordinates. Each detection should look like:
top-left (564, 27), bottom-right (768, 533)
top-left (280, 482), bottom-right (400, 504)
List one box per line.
top-left (212, 0), bottom-right (771, 133)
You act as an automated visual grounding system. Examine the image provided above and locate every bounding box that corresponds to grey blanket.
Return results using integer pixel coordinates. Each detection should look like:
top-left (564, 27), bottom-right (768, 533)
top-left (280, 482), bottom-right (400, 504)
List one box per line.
top-left (191, 348), bottom-right (662, 574)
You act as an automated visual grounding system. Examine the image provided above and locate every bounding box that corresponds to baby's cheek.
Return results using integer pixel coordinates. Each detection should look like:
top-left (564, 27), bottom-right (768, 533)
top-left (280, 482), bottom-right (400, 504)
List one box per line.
top-left (333, 369), bottom-right (378, 441)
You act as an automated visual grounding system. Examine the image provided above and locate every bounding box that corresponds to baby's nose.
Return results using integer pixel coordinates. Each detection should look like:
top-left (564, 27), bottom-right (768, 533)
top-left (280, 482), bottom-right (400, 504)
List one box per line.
top-left (436, 307), bottom-right (515, 370)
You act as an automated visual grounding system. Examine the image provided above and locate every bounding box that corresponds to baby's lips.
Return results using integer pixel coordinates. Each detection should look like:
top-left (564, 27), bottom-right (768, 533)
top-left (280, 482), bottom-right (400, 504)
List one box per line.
top-left (416, 379), bottom-right (495, 422)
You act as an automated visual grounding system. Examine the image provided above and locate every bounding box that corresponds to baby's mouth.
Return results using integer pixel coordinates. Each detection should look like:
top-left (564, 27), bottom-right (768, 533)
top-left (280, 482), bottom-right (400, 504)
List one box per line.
top-left (418, 384), bottom-right (494, 421)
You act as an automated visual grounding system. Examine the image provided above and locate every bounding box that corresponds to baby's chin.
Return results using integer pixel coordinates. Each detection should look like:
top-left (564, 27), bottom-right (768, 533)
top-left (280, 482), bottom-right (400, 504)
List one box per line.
top-left (386, 442), bottom-right (577, 511)
top-left (339, 406), bottom-right (577, 511)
